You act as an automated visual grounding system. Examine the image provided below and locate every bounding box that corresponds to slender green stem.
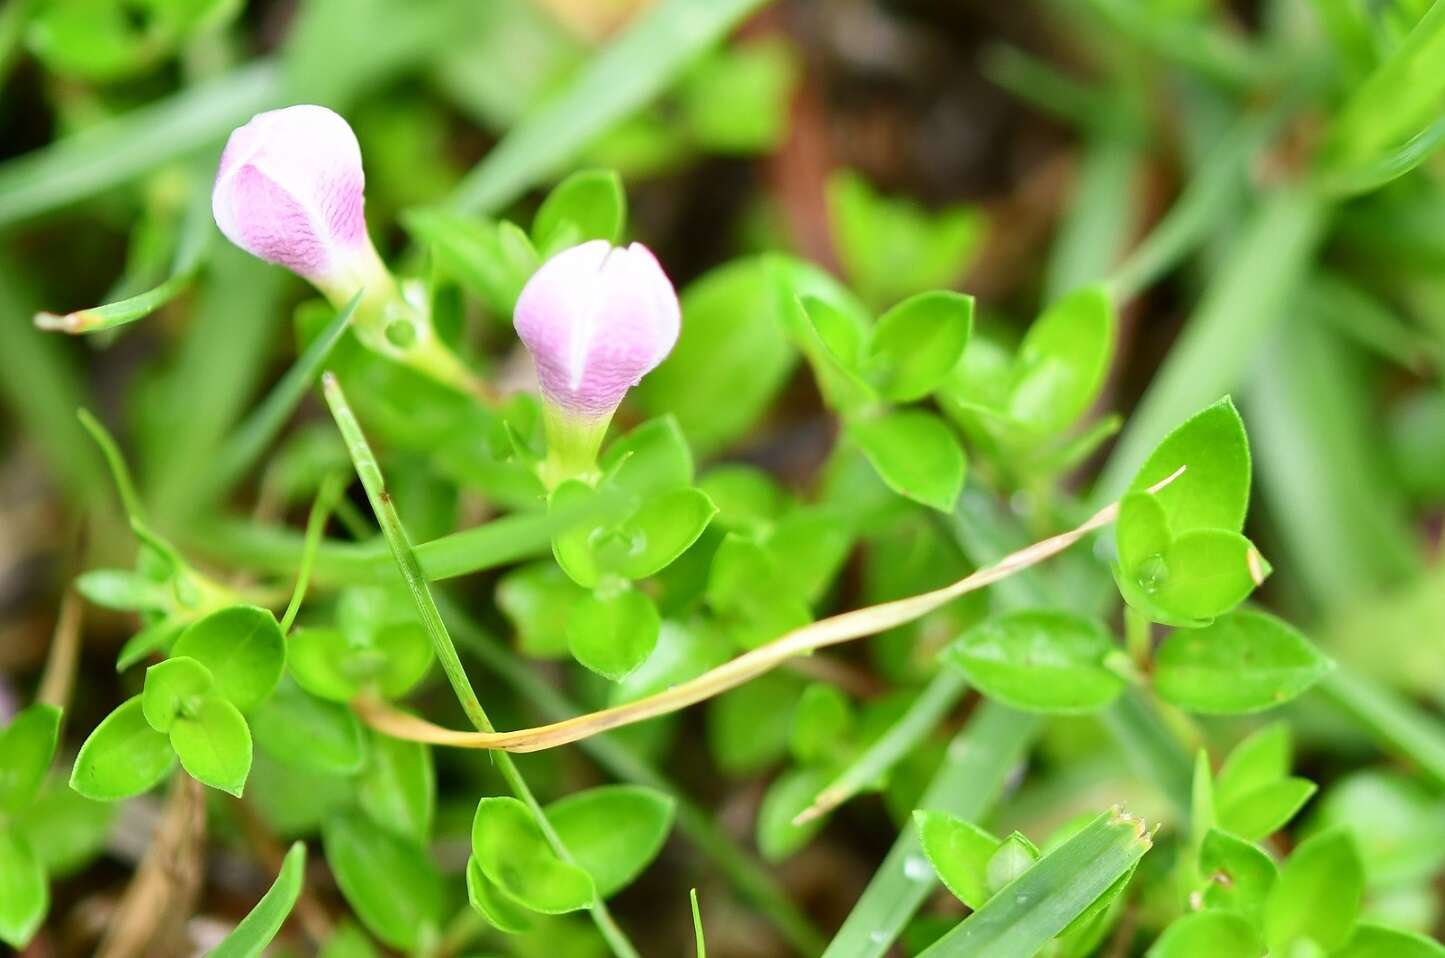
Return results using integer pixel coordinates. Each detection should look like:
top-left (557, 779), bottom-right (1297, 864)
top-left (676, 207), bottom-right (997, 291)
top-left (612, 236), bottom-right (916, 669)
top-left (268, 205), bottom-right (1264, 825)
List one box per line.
top-left (1124, 605), bottom-right (1151, 667)
top-left (820, 702), bottom-right (1042, 958)
top-left (280, 474), bottom-right (344, 633)
top-left (1316, 669), bottom-right (1445, 790)
top-left (322, 374), bottom-right (640, 958)
top-left (437, 596), bottom-right (826, 956)
top-left (691, 889), bottom-right (706, 958)
top-left (77, 409), bottom-right (146, 524)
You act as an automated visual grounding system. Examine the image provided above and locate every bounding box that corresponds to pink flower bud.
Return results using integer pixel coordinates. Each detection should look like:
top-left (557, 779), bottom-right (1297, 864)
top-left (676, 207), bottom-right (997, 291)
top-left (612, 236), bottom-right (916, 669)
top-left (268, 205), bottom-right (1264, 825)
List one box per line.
top-left (212, 105), bottom-right (379, 297)
top-left (514, 240), bottom-right (681, 418)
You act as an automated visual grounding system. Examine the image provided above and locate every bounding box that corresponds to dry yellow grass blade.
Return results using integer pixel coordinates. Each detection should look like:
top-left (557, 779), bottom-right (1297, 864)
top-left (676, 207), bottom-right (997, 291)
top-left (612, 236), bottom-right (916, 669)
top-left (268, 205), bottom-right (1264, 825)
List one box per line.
top-left (355, 467), bottom-right (1184, 753)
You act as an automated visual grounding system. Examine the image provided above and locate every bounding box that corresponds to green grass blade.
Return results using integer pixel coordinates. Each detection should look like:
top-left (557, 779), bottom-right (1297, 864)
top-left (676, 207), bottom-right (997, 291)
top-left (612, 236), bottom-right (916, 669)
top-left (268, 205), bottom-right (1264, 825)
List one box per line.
top-left (916, 809), bottom-right (1151, 956)
top-left (819, 702), bottom-right (1042, 958)
top-left (1316, 669), bottom-right (1445, 790)
top-left (1323, 0), bottom-right (1445, 176)
top-left (449, 0), bottom-right (771, 214)
top-left (210, 842), bottom-right (307, 958)
top-left (0, 63), bottom-right (280, 230)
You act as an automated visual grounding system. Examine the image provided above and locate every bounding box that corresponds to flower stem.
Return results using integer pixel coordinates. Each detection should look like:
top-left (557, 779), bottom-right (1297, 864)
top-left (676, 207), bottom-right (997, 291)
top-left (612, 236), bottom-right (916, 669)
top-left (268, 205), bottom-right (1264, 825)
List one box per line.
top-left (322, 373), bottom-right (640, 958)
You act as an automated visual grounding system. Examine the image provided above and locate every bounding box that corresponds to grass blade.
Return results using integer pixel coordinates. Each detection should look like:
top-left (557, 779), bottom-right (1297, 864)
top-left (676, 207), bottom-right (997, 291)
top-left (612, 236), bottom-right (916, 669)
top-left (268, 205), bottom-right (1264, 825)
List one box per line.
top-left (1316, 670), bottom-right (1445, 790)
top-left (449, 0), bottom-right (771, 214)
top-left (916, 809), bottom-right (1151, 956)
top-left (0, 63), bottom-right (280, 230)
top-left (210, 842), bottom-right (306, 958)
top-left (819, 702), bottom-right (1042, 958)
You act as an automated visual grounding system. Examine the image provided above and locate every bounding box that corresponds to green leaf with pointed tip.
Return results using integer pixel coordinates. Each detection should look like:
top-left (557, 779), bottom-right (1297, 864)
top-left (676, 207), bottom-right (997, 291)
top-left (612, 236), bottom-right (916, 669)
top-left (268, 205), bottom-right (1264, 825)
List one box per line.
top-left (567, 586), bottom-right (660, 681)
top-left (865, 291), bottom-right (974, 402)
top-left (466, 857), bottom-right (534, 934)
top-left (472, 796), bottom-right (596, 914)
top-left (170, 605), bottom-right (285, 713)
top-left (1155, 611), bottom-right (1331, 714)
top-left (1007, 285), bottom-right (1115, 437)
top-left (250, 679), bottom-right (366, 776)
top-left (210, 842), bottom-right (307, 958)
top-left (1127, 398), bottom-right (1252, 535)
top-left (1334, 924), bottom-right (1445, 958)
top-left (601, 415), bottom-right (694, 497)
top-left (1147, 910), bottom-right (1263, 957)
top-left (914, 810), bottom-right (1000, 910)
top-left (142, 656), bottom-right (214, 733)
top-left (796, 295), bottom-right (877, 412)
top-left (1148, 530), bottom-right (1269, 622)
top-left (358, 732), bottom-right (434, 842)
top-left (532, 169), bottom-right (626, 254)
top-left (70, 696), bottom-right (174, 801)
top-left (323, 810), bottom-right (445, 950)
top-left (943, 610), bottom-right (1126, 713)
top-left (1199, 829), bottom-right (1276, 921)
top-left (850, 410), bottom-right (966, 513)
top-left (545, 785), bottom-right (676, 898)
top-left (1219, 777), bottom-right (1317, 841)
top-left (756, 766), bottom-right (831, 862)
top-left (616, 487), bottom-right (717, 580)
top-left (1265, 828), bottom-right (1364, 954)
top-left (1217, 716), bottom-right (1291, 807)
top-left (0, 705), bottom-right (61, 814)
top-left (170, 695), bottom-right (252, 797)
top-left (0, 830), bottom-right (46, 948)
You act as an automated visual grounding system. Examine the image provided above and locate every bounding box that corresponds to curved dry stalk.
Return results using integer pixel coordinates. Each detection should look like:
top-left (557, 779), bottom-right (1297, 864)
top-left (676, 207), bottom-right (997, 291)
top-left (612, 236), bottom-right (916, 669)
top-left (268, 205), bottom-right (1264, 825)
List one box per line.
top-left (356, 467), bottom-right (1183, 754)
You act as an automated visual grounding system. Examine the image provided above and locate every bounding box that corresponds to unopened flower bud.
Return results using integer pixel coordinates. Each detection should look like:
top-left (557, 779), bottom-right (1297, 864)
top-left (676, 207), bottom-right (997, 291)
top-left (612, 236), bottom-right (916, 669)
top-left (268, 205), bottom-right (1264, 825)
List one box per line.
top-left (212, 105), bottom-right (386, 302)
top-left (514, 240), bottom-right (680, 487)
top-left (514, 240), bottom-right (680, 419)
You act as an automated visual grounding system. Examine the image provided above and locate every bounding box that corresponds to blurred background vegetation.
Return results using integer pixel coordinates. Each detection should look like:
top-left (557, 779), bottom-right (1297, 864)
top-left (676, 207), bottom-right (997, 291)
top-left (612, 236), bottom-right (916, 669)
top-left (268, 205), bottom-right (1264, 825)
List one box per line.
top-left (1, 0), bottom-right (1444, 955)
